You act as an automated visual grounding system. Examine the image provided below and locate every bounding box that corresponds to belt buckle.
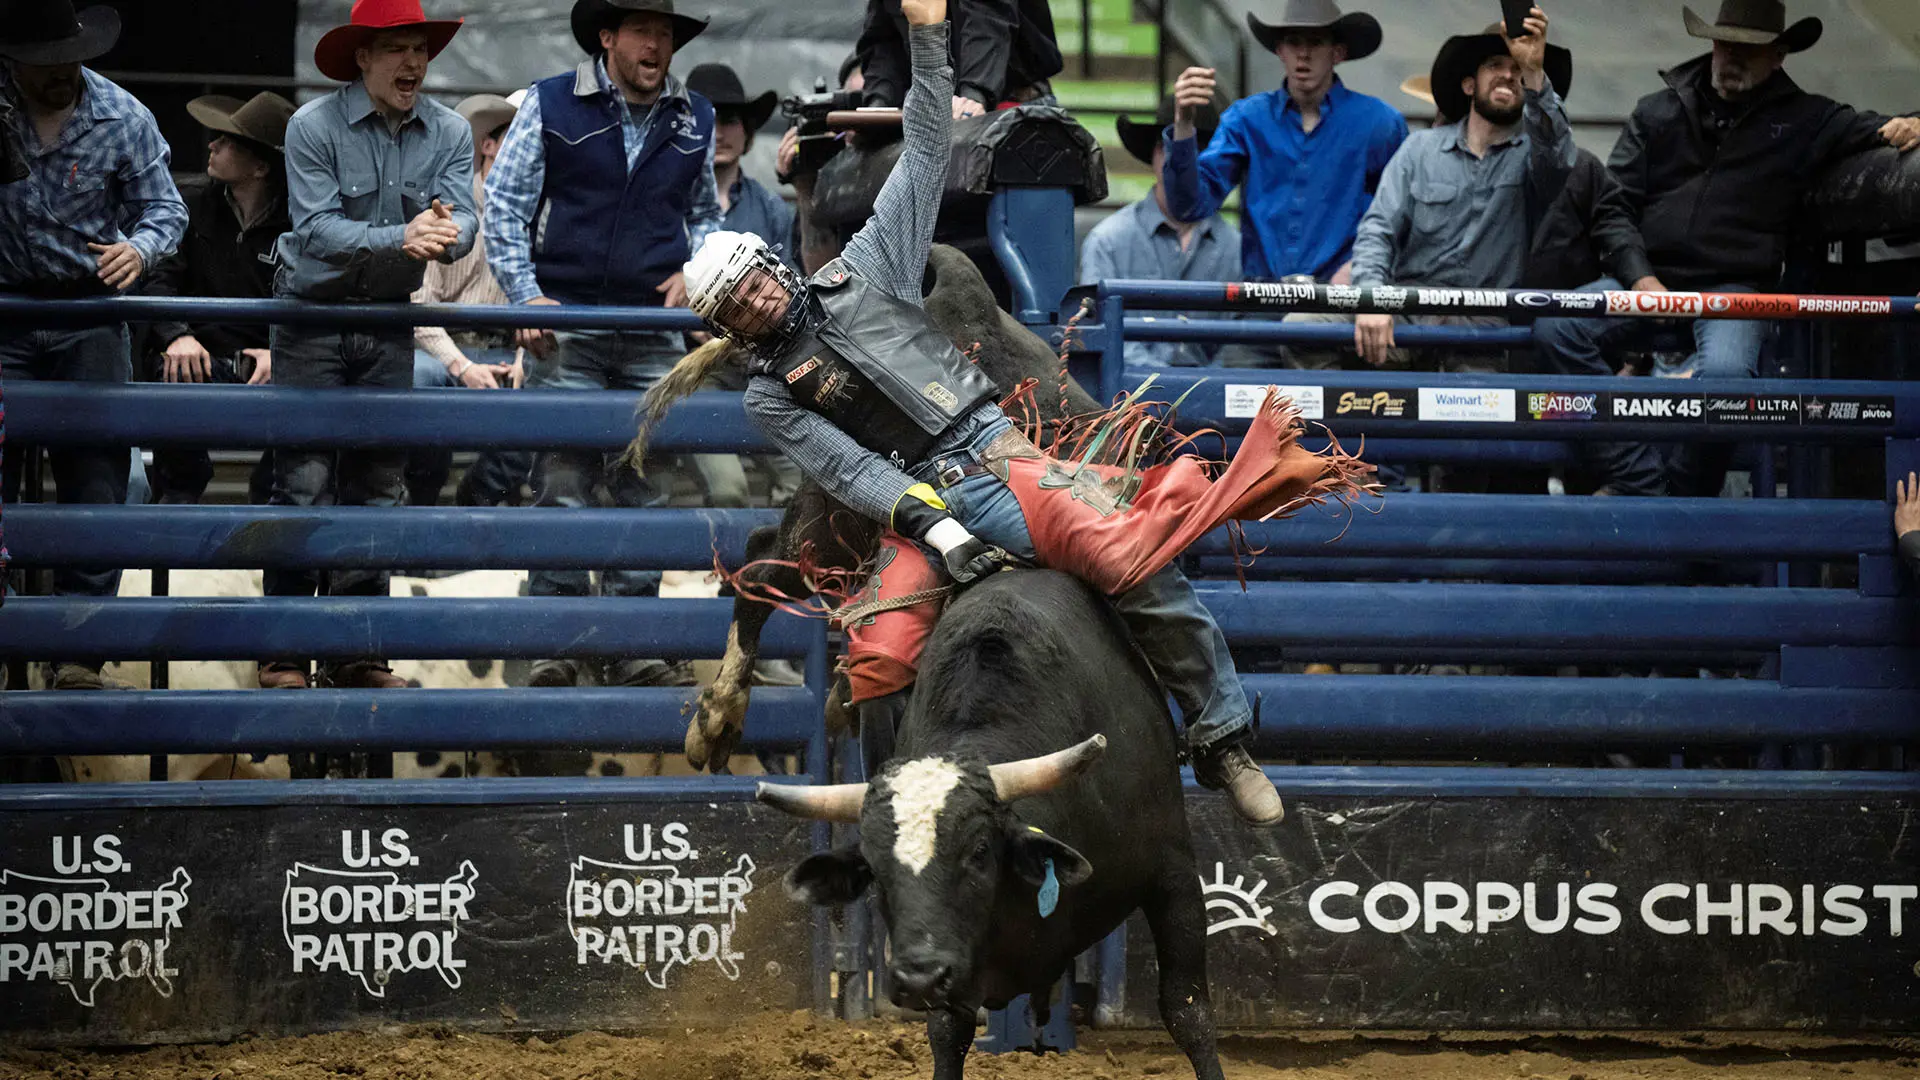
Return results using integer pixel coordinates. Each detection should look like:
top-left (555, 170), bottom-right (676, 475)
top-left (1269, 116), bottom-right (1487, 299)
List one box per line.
top-left (938, 463), bottom-right (967, 488)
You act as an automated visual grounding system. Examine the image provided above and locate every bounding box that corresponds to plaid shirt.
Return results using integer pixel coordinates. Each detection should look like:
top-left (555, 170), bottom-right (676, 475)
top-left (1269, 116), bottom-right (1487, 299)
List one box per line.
top-left (0, 67), bottom-right (185, 291)
top-left (484, 62), bottom-right (720, 305)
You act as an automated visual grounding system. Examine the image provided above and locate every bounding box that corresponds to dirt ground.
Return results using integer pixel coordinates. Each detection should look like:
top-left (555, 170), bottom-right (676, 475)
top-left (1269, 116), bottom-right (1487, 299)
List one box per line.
top-left (5, 1013), bottom-right (1917, 1080)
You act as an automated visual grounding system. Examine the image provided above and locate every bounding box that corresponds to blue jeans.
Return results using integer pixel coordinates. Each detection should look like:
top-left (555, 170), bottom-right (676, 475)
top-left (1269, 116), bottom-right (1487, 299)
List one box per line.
top-left (912, 417), bottom-right (1253, 753)
top-left (1533, 278), bottom-right (1771, 496)
top-left (0, 324), bottom-right (130, 600)
top-left (409, 347), bottom-right (532, 508)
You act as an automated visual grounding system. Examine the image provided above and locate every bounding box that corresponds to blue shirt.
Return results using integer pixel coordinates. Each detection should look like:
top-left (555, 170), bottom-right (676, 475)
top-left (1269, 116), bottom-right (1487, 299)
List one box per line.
top-left (0, 68), bottom-right (185, 291)
top-left (724, 172), bottom-right (797, 270)
top-left (275, 80), bottom-right (477, 302)
top-left (1162, 78), bottom-right (1405, 282)
top-left (1079, 193), bottom-right (1240, 367)
top-left (1351, 80), bottom-right (1575, 289)
top-left (484, 61), bottom-right (721, 305)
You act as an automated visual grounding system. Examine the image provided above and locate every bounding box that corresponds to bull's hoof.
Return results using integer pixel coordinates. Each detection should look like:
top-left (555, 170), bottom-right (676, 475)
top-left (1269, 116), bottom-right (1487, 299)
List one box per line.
top-left (685, 682), bottom-right (748, 773)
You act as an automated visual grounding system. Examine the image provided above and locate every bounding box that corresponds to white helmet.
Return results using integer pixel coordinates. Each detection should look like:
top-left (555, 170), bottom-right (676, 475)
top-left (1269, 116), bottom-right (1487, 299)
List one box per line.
top-left (685, 230), bottom-right (802, 341)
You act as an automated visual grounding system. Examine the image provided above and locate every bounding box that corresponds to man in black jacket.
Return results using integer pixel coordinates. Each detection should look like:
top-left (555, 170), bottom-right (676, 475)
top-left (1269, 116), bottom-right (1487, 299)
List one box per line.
top-left (855, 0), bottom-right (1059, 118)
top-left (144, 92), bottom-right (293, 504)
top-left (1534, 0), bottom-right (1919, 495)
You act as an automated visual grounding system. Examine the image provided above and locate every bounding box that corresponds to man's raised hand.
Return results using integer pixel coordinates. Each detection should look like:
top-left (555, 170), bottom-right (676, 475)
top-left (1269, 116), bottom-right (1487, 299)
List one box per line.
top-left (1172, 67), bottom-right (1215, 140)
top-left (899, 0), bottom-right (945, 27)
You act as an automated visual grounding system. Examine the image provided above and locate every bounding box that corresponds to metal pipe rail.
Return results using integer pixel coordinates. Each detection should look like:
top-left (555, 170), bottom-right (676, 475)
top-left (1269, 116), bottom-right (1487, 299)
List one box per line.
top-left (0, 585), bottom-right (1905, 661)
top-left (3, 496), bottom-right (1891, 567)
top-left (0, 295), bottom-right (707, 333)
top-left (0, 596), bottom-right (823, 662)
top-left (7, 384), bottom-right (771, 451)
top-left (0, 688), bottom-right (820, 755)
top-left (1125, 317), bottom-right (1533, 348)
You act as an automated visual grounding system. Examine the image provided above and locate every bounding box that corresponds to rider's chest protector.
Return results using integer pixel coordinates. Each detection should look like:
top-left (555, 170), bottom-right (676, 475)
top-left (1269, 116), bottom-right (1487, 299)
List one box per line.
top-left (763, 259), bottom-right (996, 464)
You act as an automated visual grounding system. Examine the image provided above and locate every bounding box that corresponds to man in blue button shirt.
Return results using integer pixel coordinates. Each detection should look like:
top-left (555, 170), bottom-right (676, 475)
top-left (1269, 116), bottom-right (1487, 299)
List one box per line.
top-left (266, 0), bottom-right (477, 692)
top-left (1079, 96), bottom-right (1240, 368)
top-left (1162, 0), bottom-right (1404, 289)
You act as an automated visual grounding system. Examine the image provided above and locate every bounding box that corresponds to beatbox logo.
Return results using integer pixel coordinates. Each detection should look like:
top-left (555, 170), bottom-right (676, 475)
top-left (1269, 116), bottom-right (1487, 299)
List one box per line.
top-left (1526, 392), bottom-right (1598, 420)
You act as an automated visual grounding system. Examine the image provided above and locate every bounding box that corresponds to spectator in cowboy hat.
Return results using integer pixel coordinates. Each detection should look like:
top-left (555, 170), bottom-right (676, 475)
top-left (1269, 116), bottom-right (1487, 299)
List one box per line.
top-left (1079, 96), bottom-right (1240, 369)
top-left (142, 91), bottom-right (294, 506)
top-left (686, 63), bottom-right (794, 270)
top-left (0, 0), bottom-right (187, 690)
top-left (265, 0), bottom-right (477, 695)
top-left (407, 91), bottom-right (534, 510)
top-left (483, 0), bottom-right (724, 690)
top-left (1162, 0), bottom-right (1404, 299)
top-left (1534, 0), bottom-right (1920, 498)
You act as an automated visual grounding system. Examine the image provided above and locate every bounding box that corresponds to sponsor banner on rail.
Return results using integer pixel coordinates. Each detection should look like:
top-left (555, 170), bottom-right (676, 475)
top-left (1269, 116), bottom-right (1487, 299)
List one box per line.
top-left (1212, 281), bottom-right (1915, 320)
top-left (1121, 793), bottom-right (1920, 1030)
top-left (0, 802), bottom-right (813, 1045)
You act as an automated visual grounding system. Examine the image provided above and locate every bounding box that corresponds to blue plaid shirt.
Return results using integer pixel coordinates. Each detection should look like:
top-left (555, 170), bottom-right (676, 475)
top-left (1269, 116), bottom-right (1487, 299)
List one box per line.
top-left (484, 61), bottom-right (721, 305)
top-left (0, 68), bottom-right (185, 291)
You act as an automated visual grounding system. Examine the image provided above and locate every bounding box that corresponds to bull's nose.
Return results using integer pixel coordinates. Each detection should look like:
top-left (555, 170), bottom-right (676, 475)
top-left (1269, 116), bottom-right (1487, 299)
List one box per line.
top-left (889, 956), bottom-right (953, 1007)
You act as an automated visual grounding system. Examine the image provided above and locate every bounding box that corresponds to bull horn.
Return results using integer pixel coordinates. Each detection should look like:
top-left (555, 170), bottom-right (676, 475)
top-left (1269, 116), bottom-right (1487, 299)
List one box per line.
top-left (756, 780), bottom-right (867, 823)
top-left (989, 734), bottom-right (1108, 803)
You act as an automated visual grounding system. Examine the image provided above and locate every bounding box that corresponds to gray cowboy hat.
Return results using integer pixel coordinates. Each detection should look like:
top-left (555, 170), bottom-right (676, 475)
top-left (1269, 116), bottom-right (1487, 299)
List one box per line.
top-left (571, 0), bottom-right (708, 55)
top-left (685, 63), bottom-right (778, 130)
top-left (0, 0), bottom-right (120, 66)
top-left (455, 92), bottom-right (519, 148)
top-left (1245, 0), bottom-right (1381, 62)
top-left (1115, 95), bottom-right (1217, 166)
top-left (1682, 0), bottom-right (1822, 53)
top-left (1429, 23), bottom-right (1573, 124)
top-left (187, 91), bottom-right (297, 154)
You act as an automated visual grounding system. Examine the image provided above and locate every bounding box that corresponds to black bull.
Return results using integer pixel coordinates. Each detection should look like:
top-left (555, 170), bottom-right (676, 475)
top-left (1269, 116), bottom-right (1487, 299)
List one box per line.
top-left (684, 243), bottom-right (1102, 774)
top-left (759, 569), bottom-right (1226, 1080)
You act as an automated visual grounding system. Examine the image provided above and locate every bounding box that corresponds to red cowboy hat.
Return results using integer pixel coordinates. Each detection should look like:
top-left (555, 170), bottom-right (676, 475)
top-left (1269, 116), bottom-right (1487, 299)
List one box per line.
top-left (313, 0), bottom-right (464, 83)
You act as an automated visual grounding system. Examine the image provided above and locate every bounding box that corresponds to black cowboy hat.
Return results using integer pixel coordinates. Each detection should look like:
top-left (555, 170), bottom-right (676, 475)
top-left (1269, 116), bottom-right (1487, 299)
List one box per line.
top-left (187, 91), bottom-right (297, 154)
top-left (1682, 0), bottom-right (1822, 53)
top-left (1245, 0), bottom-right (1381, 62)
top-left (0, 0), bottom-right (121, 66)
top-left (1429, 24), bottom-right (1573, 125)
top-left (685, 63), bottom-right (778, 130)
top-left (571, 0), bottom-right (708, 55)
top-left (1115, 95), bottom-right (1217, 166)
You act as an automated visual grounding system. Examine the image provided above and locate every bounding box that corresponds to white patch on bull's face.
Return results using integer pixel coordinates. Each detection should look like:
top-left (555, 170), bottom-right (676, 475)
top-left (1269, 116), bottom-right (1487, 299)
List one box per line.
top-left (887, 757), bottom-right (965, 877)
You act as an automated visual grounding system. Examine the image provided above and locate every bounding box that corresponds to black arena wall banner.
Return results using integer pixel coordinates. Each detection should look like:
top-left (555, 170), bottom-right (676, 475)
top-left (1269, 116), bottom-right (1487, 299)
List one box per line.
top-left (0, 799), bottom-right (816, 1045)
top-left (1117, 794), bottom-right (1920, 1030)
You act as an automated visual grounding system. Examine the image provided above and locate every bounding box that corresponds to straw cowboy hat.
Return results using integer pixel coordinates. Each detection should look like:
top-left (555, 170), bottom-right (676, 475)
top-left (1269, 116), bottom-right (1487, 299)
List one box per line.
top-left (1428, 21), bottom-right (1574, 124)
top-left (1245, 0), bottom-right (1381, 62)
top-left (0, 0), bottom-right (120, 65)
top-left (1115, 96), bottom-right (1217, 166)
top-left (685, 63), bottom-right (778, 130)
top-left (1682, 0), bottom-right (1822, 53)
top-left (571, 0), bottom-right (708, 55)
top-left (456, 92), bottom-right (519, 147)
top-left (187, 92), bottom-right (297, 153)
top-left (313, 0), bottom-right (464, 83)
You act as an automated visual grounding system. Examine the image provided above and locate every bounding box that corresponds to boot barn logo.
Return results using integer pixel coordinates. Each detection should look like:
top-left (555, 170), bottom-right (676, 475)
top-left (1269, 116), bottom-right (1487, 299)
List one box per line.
top-left (1306, 879), bottom-right (1920, 937)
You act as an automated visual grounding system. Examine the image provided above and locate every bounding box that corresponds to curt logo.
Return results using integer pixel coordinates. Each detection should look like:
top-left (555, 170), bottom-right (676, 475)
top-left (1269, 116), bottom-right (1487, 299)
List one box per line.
top-left (1606, 291), bottom-right (1705, 317)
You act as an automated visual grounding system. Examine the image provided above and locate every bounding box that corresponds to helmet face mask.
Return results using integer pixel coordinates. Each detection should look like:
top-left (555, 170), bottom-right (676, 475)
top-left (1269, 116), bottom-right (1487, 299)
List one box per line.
top-left (686, 232), bottom-right (803, 343)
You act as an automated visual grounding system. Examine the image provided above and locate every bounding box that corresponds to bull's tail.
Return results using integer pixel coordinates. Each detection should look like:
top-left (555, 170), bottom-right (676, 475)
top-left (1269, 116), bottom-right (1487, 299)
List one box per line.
top-left (623, 335), bottom-right (742, 474)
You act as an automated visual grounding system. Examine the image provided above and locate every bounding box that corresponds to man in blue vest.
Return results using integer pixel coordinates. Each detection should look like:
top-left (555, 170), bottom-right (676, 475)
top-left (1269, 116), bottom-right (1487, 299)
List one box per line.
top-left (484, 0), bottom-right (723, 690)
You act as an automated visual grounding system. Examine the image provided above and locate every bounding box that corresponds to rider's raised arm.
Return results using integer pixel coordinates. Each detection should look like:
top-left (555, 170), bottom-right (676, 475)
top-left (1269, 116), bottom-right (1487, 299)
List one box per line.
top-left (838, 2), bottom-right (952, 305)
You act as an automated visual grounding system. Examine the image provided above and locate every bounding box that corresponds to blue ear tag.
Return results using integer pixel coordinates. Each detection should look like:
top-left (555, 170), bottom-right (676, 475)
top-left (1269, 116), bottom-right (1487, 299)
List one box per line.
top-left (1037, 857), bottom-right (1060, 918)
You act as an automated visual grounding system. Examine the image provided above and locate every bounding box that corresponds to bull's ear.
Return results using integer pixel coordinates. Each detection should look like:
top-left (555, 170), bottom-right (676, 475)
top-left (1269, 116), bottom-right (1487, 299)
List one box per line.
top-left (1008, 825), bottom-right (1093, 889)
top-left (783, 847), bottom-right (873, 906)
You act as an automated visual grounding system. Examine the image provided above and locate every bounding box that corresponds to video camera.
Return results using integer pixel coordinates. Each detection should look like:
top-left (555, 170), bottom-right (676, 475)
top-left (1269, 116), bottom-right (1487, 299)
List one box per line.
top-left (779, 79), bottom-right (865, 179)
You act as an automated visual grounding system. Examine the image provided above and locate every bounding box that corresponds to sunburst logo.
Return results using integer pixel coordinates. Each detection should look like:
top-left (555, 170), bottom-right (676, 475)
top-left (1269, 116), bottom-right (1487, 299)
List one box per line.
top-left (1200, 862), bottom-right (1276, 937)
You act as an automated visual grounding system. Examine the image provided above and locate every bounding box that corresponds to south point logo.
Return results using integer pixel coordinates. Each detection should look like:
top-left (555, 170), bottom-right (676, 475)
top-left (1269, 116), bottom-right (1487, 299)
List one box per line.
top-left (567, 822), bottom-right (755, 988)
top-left (0, 834), bottom-right (190, 1006)
top-left (281, 829), bottom-right (477, 997)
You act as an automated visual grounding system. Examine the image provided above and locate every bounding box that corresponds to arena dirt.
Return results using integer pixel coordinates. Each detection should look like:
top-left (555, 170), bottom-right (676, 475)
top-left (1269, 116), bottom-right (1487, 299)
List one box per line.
top-left (6, 1013), bottom-right (1917, 1080)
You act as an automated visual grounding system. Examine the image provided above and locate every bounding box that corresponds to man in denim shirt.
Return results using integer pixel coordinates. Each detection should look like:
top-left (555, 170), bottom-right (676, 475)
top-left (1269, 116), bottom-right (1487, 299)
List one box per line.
top-left (265, 0), bottom-right (476, 692)
top-left (0, 0), bottom-right (186, 691)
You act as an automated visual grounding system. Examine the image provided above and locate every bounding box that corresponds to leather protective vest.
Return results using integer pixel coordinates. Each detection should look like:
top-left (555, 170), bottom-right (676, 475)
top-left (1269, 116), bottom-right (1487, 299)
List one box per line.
top-left (762, 258), bottom-right (996, 465)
